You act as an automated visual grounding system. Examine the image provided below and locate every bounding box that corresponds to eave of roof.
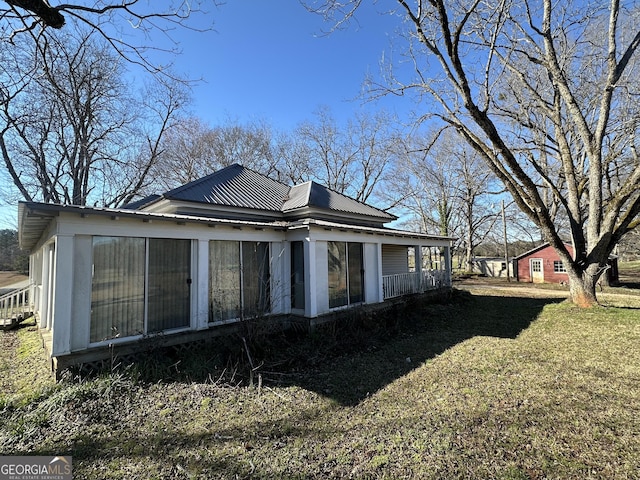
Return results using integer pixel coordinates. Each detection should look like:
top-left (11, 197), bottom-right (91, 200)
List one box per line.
top-left (512, 242), bottom-right (573, 260)
top-left (289, 218), bottom-right (456, 242)
top-left (18, 202), bottom-right (289, 251)
top-left (18, 202), bottom-right (453, 252)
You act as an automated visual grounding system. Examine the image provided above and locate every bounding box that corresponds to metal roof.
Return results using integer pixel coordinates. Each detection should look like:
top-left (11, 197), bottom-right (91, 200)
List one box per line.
top-left (132, 164), bottom-right (395, 222)
top-left (282, 181), bottom-right (396, 221)
top-left (162, 164), bottom-right (290, 211)
top-left (18, 165), bottom-right (406, 251)
top-left (122, 194), bottom-right (161, 210)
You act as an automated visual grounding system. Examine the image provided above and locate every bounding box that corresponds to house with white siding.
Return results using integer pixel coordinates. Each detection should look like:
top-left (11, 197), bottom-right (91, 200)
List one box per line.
top-left (17, 164), bottom-right (454, 372)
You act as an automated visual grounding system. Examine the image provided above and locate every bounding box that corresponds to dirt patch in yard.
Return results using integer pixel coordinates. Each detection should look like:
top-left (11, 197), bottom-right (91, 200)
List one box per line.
top-left (0, 271), bottom-right (28, 288)
top-left (454, 276), bottom-right (571, 299)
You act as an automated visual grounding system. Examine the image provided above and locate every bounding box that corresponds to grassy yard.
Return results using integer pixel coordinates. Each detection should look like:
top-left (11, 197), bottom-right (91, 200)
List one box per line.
top-left (1, 287), bottom-right (639, 479)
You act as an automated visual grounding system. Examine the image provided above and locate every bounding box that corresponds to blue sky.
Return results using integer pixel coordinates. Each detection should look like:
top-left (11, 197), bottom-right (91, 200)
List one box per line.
top-left (170, 1), bottom-right (409, 130)
top-left (1, 2), bottom-right (411, 230)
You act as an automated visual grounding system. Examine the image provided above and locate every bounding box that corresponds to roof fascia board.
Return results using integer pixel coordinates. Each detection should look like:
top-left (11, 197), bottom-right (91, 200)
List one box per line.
top-left (283, 206), bottom-right (394, 224)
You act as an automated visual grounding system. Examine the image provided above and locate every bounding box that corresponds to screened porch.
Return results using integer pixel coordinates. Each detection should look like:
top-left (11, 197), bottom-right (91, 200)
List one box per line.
top-left (381, 244), bottom-right (450, 300)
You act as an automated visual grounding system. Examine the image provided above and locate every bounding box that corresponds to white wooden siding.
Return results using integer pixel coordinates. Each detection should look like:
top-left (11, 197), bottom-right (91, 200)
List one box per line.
top-left (382, 244), bottom-right (409, 276)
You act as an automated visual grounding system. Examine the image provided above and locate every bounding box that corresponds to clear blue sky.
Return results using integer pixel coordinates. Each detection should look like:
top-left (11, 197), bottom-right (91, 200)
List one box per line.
top-left (170, 1), bottom-right (409, 130)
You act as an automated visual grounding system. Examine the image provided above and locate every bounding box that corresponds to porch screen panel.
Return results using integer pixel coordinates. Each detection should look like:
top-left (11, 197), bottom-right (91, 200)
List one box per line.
top-left (242, 242), bottom-right (271, 317)
top-left (148, 239), bottom-right (191, 333)
top-left (209, 240), bottom-right (241, 322)
top-left (291, 241), bottom-right (305, 309)
top-left (328, 241), bottom-right (348, 308)
top-left (348, 243), bottom-right (364, 304)
top-left (90, 237), bottom-right (145, 342)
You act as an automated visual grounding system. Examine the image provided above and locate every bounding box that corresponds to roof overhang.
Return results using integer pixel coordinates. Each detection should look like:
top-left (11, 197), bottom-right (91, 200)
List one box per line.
top-left (289, 218), bottom-right (456, 243)
top-left (18, 201), bottom-right (454, 253)
top-left (17, 202), bottom-right (289, 252)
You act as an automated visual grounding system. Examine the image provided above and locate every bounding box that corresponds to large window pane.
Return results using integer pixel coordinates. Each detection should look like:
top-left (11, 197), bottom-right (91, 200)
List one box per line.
top-left (148, 239), bottom-right (191, 333)
top-left (209, 241), bottom-right (241, 322)
top-left (348, 243), bottom-right (364, 304)
top-left (91, 237), bottom-right (145, 342)
top-left (328, 241), bottom-right (364, 308)
top-left (328, 241), bottom-right (348, 308)
top-left (242, 242), bottom-right (271, 318)
top-left (291, 241), bottom-right (305, 310)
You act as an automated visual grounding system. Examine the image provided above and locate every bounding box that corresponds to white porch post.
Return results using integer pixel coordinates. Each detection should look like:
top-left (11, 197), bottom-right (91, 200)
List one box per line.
top-left (415, 245), bottom-right (423, 292)
top-left (51, 235), bottom-right (73, 356)
top-left (377, 243), bottom-right (384, 302)
top-left (40, 247), bottom-right (51, 329)
top-left (196, 239), bottom-right (209, 330)
top-left (443, 244), bottom-right (452, 286)
top-left (305, 239), bottom-right (317, 318)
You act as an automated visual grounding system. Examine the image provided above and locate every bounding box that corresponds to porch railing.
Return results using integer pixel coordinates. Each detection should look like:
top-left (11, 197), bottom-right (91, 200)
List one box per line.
top-left (0, 284), bottom-right (34, 330)
top-left (382, 270), bottom-right (448, 300)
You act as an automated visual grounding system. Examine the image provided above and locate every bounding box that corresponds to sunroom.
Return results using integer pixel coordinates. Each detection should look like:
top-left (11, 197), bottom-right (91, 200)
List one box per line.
top-left (17, 164), bottom-right (453, 371)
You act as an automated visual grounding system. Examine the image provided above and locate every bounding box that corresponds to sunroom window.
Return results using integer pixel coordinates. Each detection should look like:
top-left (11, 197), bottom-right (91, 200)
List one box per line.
top-left (209, 240), bottom-right (271, 323)
top-left (90, 237), bottom-right (191, 343)
top-left (328, 241), bottom-right (364, 308)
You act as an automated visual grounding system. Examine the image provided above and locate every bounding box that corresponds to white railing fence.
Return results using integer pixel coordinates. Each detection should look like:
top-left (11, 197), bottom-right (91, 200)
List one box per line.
top-left (0, 284), bottom-right (34, 329)
top-left (382, 270), bottom-right (449, 300)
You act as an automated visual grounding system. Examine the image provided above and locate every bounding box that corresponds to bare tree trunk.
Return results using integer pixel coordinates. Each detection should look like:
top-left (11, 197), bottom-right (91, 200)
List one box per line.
top-left (568, 269), bottom-right (599, 308)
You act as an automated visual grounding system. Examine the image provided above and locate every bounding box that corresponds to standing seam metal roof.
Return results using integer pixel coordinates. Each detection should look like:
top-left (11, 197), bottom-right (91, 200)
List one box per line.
top-left (282, 181), bottom-right (395, 220)
top-left (140, 163), bottom-right (395, 221)
top-left (164, 164), bottom-right (290, 211)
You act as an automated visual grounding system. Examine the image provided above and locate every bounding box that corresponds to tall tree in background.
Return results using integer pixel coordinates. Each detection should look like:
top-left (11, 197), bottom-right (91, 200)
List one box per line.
top-left (149, 117), bottom-right (278, 193)
top-left (283, 107), bottom-right (399, 203)
top-left (150, 117), bottom-right (217, 191)
top-left (209, 119), bottom-right (279, 177)
top-left (312, 0), bottom-right (640, 306)
top-left (389, 129), bottom-right (498, 268)
top-left (0, 29), bottom-right (187, 207)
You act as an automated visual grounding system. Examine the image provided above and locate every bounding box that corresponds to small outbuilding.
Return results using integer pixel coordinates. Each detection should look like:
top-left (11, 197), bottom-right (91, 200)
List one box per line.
top-left (514, 242), bottom-right (619, 284)
top-left (470, 257), bottom-right (514, 278)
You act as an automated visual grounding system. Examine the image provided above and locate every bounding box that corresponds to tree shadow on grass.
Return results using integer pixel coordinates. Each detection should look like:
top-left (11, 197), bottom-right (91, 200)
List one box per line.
top-left (615, 281), bottom-right (640, 290)
top-left (75, 290), bottom-right (563, 408)
top-left (251, 290), bottom-right (564, 406)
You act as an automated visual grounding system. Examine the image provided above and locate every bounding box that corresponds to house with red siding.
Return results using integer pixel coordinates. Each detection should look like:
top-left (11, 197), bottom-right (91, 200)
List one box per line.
top-left (514, 243), bottom-right (574, 284)
top-left (515, 242), bottom-right (619, 284)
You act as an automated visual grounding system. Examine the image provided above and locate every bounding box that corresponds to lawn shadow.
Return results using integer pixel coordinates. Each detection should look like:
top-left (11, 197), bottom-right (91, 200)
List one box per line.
top-left (84, 290), bottom-right (563, 408)
top-left (257, 290), bottom-right (564, 406)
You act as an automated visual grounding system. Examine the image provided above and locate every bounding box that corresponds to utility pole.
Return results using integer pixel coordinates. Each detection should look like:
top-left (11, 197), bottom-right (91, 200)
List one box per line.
top-left (502, 199), bottom-right (510, 282)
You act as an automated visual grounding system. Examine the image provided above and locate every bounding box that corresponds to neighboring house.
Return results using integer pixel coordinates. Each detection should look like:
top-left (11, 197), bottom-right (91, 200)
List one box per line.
top-left (514, 242), bottom-right (619, 284)
top-left (470, 257), bottom-right (514, 278)
top-left (18, 164), bottom-right (454, 372)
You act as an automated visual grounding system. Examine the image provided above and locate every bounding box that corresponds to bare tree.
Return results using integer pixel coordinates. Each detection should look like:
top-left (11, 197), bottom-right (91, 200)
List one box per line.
top-left (209, 119), bottom-right (279, 177)
top-left (145, 117), bottom-right (281, 193)
top-left (390, 129), bottom-right (498, 268)
top-left (1, 1), bottom-right (214, 75)
top-left (311, 0), bottom-right (640, 306)
top-left (283, 107), bottom-right (399, 203)
top-left (454, 143), bottom-right (501, 270)
top-left (150, 117), bottom-right (219, 191)
top-left (0, 28), bottom-right (187, 207)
